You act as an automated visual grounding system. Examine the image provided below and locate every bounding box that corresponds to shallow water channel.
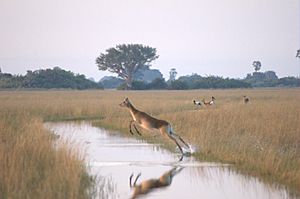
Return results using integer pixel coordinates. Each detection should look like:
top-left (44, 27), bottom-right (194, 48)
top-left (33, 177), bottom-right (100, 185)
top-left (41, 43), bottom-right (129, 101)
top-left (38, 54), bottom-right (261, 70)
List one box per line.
top-left (45, 122), bottom-right (295, 199)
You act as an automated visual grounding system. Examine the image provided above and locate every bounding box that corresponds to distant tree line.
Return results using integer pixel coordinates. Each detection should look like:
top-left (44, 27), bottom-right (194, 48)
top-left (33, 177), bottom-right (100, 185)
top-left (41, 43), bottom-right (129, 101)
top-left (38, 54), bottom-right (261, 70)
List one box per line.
top-left (96, 44), bottom-right (300, 90)
top-left (0, 67), bottom-right (103, 89)
top-left (1, 66), bottom-right (299, 90)
top-left (244, 71), bottom-right (299, 87)
top-left (100, 75), bottom-right (252, 90)
top-left (100, 71), bottom-right (299, 90)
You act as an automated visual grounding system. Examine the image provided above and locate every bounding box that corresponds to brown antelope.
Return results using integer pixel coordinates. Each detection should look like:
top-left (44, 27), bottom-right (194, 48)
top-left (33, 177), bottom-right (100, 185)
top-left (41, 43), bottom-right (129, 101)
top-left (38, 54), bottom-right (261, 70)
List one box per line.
top-left (202, 96), bottom-right (215, 106)
top-left (119, 98), bottom-right (190, 155)
top-left (243, 95), bottom-right (250, 104)
top-left (129, 167), bottom-right (183, 199)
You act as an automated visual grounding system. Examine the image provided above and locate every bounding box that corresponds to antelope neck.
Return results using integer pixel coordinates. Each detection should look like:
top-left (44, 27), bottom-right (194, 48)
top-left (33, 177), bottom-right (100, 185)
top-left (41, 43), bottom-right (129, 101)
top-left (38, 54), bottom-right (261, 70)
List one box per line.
top-left (128, 103), bottom-right (139, 114)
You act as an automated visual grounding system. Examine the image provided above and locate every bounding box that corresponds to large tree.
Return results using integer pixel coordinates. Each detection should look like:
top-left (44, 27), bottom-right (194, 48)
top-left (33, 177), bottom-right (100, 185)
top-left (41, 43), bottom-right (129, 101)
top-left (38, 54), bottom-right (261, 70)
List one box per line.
top-left (96, 44), bottom-right (159, 89)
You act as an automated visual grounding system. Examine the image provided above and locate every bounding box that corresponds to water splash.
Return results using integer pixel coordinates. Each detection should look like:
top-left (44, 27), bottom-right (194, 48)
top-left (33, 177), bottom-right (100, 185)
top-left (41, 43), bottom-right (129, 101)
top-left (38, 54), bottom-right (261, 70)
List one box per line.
top-left (188, 144), bottom-right (198, 154)
top-left (182, 144), bottom-right (198, 155)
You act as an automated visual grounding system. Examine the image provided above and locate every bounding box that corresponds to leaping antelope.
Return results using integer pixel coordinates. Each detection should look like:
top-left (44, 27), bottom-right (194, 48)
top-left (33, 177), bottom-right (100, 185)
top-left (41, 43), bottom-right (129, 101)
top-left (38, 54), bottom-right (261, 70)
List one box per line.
top-left (243, 95), bottom-right (250, 104)
top-left (202, 96), bottom-right (215, 106)
top-left (129, 167), bottom-right (183, 199)
top-left (119, 98), bottom-right (190, 156)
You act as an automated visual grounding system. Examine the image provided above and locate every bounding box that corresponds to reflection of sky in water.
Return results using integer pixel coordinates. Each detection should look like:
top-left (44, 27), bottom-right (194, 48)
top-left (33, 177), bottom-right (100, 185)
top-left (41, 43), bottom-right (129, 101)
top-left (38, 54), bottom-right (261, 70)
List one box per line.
top-left (45, 122), bottom-right (297, 199)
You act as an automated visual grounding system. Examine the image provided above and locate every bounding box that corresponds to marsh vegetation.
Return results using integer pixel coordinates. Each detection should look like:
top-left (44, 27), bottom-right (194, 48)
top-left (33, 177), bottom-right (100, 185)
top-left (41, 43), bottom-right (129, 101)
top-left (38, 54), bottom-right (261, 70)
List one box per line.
top-left (0, 88), bottom-right (299, 197)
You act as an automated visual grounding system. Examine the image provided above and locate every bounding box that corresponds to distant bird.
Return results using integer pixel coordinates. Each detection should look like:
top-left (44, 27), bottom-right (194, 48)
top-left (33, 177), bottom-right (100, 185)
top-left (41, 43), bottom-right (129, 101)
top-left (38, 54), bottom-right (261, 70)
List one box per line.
top-left (193, 100), bottom-right (202, 107)
top-left (210, 96), bottom-right (216, 105)
top-left (202, 96), bottom-right (215, 106)
top-left (243, 96), bottom-right (250, 104)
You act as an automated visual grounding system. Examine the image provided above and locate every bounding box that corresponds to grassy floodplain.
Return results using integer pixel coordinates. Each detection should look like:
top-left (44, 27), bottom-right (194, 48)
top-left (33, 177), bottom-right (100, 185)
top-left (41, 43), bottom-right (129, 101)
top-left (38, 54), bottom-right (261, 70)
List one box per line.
top-left (0, 92), bottom-right (94, 199)
top-left (0, 88), bottom-right (299, 197)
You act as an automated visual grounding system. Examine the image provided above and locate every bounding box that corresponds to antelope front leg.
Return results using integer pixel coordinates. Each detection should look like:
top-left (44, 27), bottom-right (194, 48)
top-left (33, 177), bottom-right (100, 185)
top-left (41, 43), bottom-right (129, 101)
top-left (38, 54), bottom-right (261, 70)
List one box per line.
top-left (129, 121), bottom-right (134, 135)
top-left (133, 124), bottom-right (141, 136)
top-left (129, 121), bottom-right (141, 136)
top-left (133, 173), bottom-right (141, 186)
top-left (129, 173), bottom-right (134, 187)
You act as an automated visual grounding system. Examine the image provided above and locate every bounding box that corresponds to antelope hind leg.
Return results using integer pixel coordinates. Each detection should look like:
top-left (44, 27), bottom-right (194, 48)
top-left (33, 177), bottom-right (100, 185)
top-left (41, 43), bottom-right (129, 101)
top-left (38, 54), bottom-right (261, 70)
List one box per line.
top-left (171, 132), bottom-right (190, 148)
top-left (168, 135), bottom-right (184, 155)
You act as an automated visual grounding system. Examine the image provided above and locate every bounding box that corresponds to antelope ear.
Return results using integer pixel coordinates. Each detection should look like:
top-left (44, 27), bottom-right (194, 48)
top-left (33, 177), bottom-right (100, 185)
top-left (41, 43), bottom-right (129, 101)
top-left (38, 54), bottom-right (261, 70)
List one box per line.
top-left (125, 97), bottom-right (129, 101)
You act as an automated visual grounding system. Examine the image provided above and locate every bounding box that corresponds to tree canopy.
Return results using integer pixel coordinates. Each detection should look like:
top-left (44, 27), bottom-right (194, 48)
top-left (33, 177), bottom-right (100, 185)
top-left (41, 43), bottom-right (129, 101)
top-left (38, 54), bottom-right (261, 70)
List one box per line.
top-left (0, 67), bottom-right (103, 89)
top-left (253, 61), bottom-right (262, 72)
top-left (96, 44), bottom-right (159, 89)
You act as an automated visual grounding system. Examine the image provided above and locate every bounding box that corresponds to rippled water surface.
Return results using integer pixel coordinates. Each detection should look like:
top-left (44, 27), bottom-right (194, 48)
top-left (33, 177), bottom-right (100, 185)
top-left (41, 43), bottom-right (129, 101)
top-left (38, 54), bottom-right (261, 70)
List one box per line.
top-left (45, 122), bottom-right (296, 199)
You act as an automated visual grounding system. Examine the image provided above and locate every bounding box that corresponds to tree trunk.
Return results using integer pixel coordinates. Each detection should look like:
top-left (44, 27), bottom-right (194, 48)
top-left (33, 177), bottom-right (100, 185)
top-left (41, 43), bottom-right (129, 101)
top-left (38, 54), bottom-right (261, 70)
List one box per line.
top-left (126, 75), bottom-right (133, 90)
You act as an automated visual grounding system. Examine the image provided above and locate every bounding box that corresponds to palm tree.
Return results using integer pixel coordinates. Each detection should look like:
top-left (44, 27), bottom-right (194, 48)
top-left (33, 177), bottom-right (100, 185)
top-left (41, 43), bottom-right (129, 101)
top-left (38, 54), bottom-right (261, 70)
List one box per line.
top-left (253, 61), bottom-right (262, 72)
top-left (169, 68), bottom-right (177, 81)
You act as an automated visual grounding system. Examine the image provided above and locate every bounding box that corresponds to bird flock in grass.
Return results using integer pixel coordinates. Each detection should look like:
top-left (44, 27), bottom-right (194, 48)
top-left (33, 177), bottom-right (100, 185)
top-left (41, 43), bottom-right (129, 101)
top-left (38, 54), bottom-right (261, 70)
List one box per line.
top-left (193, 95), bottom-right (250, 108)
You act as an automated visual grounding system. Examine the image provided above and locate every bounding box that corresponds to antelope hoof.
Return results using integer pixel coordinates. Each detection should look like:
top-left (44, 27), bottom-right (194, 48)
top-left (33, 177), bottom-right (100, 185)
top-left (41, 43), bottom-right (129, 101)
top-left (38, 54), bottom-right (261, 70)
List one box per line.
top-left (178, 154), bottom-right (184, 162)
top-left (129, 129), bottom-right (134, 135)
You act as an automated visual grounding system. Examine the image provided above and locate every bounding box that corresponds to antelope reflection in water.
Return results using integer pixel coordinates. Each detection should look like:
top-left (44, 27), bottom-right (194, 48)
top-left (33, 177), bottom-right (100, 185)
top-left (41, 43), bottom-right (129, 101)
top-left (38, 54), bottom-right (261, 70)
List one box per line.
top-left (129, 167), bottom-right (184, 199)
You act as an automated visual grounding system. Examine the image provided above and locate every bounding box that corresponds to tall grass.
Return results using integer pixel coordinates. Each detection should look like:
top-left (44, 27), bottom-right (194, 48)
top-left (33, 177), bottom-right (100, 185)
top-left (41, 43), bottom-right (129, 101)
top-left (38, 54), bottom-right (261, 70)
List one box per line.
top-left (0, 89), bottom-right (299, 196)
top-left (0, 101), bottom-right (93, 198)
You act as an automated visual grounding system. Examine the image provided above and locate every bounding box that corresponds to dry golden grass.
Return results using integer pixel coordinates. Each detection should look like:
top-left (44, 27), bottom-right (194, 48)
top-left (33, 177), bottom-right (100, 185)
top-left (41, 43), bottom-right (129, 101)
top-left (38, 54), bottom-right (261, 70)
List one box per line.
top-left (0, 98), bottom-right (94, 198)
top-left (0, 88), bottom-right (299, 196)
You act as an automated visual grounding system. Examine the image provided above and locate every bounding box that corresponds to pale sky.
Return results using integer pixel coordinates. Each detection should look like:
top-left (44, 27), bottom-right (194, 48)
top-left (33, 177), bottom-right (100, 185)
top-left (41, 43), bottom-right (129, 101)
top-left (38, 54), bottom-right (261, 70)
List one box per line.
top-left (0, 0), bottom-right (299, 81)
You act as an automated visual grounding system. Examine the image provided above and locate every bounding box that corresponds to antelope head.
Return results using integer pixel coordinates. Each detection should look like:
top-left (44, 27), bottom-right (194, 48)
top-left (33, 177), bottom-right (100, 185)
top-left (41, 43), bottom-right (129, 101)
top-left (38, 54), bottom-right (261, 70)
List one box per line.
top-left (119, 97), bottom-right (131, 108)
